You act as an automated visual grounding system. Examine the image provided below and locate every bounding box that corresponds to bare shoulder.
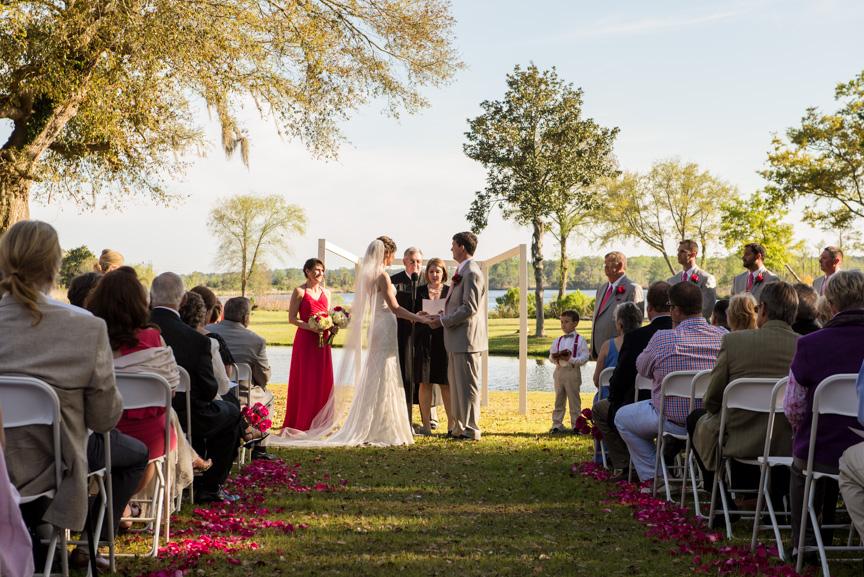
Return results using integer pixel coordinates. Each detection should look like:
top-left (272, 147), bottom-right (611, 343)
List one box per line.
top-left (376, 271), bottom-right (391, 290)
top-left (292, 286), bottom-right (305, 298)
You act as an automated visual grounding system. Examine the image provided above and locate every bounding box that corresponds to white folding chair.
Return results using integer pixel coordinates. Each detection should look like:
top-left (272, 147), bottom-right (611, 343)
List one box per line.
top-left (680, 369), bottom-right (712, 516)
top-left (750, 378), bottom-right (792, 561)
top-left (113, 372), bottom-right (173, 558)
top-left (708, 378), bottom-right (781, 539)
top-left (235, 362), bottom-right (253, 465)
top-left (628, 375), bottom-right (654, 483)
top-left (175, 367), bottom-right (193, 509)
top-left (594, 367), bottom-right (615, 468)
top-left (652, 370), bottom-right (700, 500)
top-left (796, 373), bottom-right (864, 575)
top-left (0, 376), bottom-right (67, 577)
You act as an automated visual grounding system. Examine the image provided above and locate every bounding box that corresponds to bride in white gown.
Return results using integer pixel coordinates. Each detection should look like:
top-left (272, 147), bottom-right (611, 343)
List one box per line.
top-left (269, 237), bottom-right (431, 447)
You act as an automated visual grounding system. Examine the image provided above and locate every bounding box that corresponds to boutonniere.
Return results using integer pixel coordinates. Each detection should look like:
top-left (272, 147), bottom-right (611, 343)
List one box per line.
top-left (754, 274), bottom-right (764, 284)
top-left (616, 286), bottom-right (625, 294)
top-left (690, 274), bottom-right (699, 284)
top-left (452, 274), bottom-right (462, 285)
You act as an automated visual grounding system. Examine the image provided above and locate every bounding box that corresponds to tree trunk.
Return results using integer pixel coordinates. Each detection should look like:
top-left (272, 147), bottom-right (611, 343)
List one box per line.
top-left (558, 235), bottom-right (567, 301)
top-left (532, 220), bottom-right (546, 337)
top-left (661, 251), bottom-right (676, 275)
top-left (0, 159), bottom-right (32, 232)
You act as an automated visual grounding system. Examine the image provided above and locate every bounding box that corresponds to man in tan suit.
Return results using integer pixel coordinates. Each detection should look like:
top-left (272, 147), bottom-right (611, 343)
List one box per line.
top-left (667, 240), bottom-right (716, 320)
top-left (812, 246), bottom-right (843, 296)
top-left (731, 243), bottom-right (779, 300)
top-left (429, 232), bottom-right (487, 441)
top-left (590, 251), bottom-right (644, 358)
top-left (687, 282), bottom-right (799, 503)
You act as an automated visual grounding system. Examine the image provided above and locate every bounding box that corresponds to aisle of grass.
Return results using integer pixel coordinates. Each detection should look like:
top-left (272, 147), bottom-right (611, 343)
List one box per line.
top-left (249, 312), bottom-right (593, 357)
top-left (116, 388), bottom-right (856, 577)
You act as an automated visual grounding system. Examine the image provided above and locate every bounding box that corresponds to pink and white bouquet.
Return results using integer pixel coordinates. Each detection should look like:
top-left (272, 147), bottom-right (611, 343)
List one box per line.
top-left (308, 311), bottom-right (333, 347)
top-left (326, 306), bottom-right (351, 345)
top-left (242, 402), bottom-right (272, 432)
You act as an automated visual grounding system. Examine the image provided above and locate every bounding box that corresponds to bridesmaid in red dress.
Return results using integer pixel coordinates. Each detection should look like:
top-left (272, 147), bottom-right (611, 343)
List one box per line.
top-left (281, 258), bottom-right (335, 431)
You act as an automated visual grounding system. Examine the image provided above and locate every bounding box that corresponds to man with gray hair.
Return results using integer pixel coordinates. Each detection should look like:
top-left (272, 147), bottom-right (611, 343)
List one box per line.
top-left (149, 273), bottom-right (243, 503)
top-left (208, 297), bottom-right (278, 461)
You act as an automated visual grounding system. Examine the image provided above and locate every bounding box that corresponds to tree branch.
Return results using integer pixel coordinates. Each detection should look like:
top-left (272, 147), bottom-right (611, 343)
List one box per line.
top-left (0, 107), bottom-right (23, 120)
top-left (48, 142), bottom-right (111, 156)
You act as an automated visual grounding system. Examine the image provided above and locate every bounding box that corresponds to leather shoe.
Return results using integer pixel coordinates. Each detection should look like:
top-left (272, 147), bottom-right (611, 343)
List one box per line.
top-left (70, 547), bottom-right (110, 572)
top-left (196, 486), bottom-right (240, 503)
top-left (251, 449), bottom-right (279, 461)
top-left (608, 469), bottom-right (630, 483)
top-left (453, 434), bottom-right (477, 442)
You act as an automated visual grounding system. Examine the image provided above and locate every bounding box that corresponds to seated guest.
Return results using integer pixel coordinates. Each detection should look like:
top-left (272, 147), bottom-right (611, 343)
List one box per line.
top-left (93, 248), bottom-right (124, 273)
top-left (208, 297), bottom-right (278, 460)
top-left (0, 221), bottom-right (147, 569)
top-left (838, 359), bottom-right (864, 547)
top-left (67, 271), bottom-right (102, 308)
top-left (0, 398), bottom-right (35, 577)
top-left (149, 273), bottom-right (243, 503)
top-left (815, 294), bottom-right (833, 324)
top-left (180, 292), bottom-right (233, 398)
top-left (791, 283), bottom-right (820, 336)
top-left (711, 299), bottom-right (730, 331)
top-left (190, 286), bottom-right (235, 379)
top-left (727, 293), bottom-right (758, 331)
top-left (783, 270), bottom-right (864, 560)
top-left (615, 282), bottom-right (726, 485)
top-left (688, 282), bottom-right (799, 514)
top-left (594, 282), bottom-right (673, 482)
top-left (593, 301), bottom-right (644, 388)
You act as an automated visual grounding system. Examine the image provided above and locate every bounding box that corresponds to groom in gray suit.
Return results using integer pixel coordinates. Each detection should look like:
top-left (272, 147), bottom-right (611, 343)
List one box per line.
top-left (428, 232), bottom-right (487, 441)
top-left (667, 239), bottom-right (716, 320)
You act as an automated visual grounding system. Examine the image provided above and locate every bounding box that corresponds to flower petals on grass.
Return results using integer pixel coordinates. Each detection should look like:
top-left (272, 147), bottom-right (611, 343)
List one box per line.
top-left (575, 462), bottom-right (807, 577)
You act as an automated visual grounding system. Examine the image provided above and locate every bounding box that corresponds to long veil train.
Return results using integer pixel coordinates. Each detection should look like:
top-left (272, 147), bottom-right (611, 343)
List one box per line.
top-left (268, 239), bottom-right (412, 447)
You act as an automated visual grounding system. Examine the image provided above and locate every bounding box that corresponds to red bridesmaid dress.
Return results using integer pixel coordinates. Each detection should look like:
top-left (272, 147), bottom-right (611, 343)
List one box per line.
top-left (281, 288), bottom-right (335, 431)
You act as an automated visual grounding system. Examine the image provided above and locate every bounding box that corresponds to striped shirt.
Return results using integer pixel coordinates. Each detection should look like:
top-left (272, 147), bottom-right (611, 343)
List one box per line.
top-left (636, 317), bottom-right (726, 424)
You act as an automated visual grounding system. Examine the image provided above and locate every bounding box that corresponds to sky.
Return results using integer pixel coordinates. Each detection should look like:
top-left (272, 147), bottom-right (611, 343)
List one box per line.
top-left (12, 0), bottom-right (864, 274)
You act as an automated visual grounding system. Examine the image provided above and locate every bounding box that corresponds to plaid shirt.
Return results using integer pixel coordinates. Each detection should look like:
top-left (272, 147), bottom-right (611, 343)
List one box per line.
top-left (636, 317), bottom-right (726, 424)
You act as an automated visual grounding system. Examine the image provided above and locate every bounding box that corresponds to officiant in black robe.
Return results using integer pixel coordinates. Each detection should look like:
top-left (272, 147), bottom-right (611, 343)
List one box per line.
top-left (390, 247), bottom-right (425, 423)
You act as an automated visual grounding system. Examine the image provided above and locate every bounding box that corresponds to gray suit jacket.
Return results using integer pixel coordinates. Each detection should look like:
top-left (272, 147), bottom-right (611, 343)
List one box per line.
top-left (812, 274), bottom-right (829, 295)
top-left (0, 294), bottom-right (123, 530)
top-left (668, 266), bottom-right (716, 320)
top-left (590, 274), bottom-right (644, 357)
top-left (693, 320), bottom-right (798, 470)
top-left (207, 320), bottom-right (274, 410)
top-left (442, 258), bottom-right (488, 353)
top-left (730, 267), bottom-right (779, 300)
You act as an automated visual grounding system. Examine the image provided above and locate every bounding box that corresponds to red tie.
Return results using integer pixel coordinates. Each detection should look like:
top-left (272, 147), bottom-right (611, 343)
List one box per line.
top-left (746, 273), bottom-right (754, 292)
top-left (682, 272), bottom-right (687, 282)
top-left (599, 283), bottom-right (614, 310)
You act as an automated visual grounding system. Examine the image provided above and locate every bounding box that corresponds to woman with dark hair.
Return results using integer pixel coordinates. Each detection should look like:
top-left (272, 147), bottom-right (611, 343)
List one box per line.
top-left (190, 286), bottom-right (236, 378)
top-left (281, 257), bottom-right (335, 432)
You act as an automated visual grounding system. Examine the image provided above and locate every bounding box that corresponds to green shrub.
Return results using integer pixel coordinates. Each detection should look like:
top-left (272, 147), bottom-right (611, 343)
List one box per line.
top-left (544, 292), bottom-right (595, 320)
top-left (492, 287), bottom-right (536, 319)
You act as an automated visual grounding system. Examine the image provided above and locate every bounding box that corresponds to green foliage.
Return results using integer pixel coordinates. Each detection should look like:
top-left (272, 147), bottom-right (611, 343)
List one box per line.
top-left (492, 287), bottom-right (536, 319)
top-left (593, 158), bottom-right (736, 273)
top-left (545, 291), bottom-right (595, 320)
top-left (133, 262), bottom-right (156, 289)
top-left (59, 245), bottom-right (96, 287)
top-left (762, 70), bottom-right (864, 228)
top-left (720, 193), bottom-right (803, 272)
top-left (208, 193), bottom-right (307, 297)
top-left (0, 0), bottom-right (462, 229)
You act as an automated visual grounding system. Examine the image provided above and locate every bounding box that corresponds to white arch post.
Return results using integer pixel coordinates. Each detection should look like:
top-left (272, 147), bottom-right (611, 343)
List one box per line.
top-left (317, 239), bottom-right (530, 415)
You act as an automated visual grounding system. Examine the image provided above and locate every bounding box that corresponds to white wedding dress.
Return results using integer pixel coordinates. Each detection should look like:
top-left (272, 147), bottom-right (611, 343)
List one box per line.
top-left (324, 286), bottom-right (414, 446)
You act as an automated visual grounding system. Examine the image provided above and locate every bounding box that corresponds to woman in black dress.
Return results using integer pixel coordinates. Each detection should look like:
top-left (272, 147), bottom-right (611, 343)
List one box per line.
top-left (413, 258), bottom-right (452, 435)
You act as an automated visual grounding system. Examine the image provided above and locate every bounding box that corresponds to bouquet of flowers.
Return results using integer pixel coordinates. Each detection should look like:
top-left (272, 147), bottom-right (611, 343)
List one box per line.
top-left (242, 402), bottom-right (272, 432)
top-left (326, 306), bottom-right (351, 345)
top-left (574, 407), bottom-right (602, 441)
top-left (308, 311), bottom-right (334, 347)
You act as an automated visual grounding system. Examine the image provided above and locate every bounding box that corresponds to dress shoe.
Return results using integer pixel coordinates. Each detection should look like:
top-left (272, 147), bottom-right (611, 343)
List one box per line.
top-left (607, 469), bottom-right (630, 483)
top-left (430, 422), bottom-right (438, 430)
top-left (251, 448), bottom-right (280, 461)
top-left (70, 547), bottom-right (110, 572)
top-left (549, 426), bottom-right (565, 434)
top-left (453, 434), bottom-right (477, 442)
top-left (196, 486), bottom-right (241, 503)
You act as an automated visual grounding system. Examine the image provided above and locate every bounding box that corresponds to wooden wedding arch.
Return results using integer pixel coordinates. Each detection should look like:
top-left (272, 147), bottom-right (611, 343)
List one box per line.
top-left (318, 239), bottom-right (532, 415)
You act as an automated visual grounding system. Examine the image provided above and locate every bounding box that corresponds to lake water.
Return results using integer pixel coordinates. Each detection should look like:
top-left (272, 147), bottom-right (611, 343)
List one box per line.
top-left (238, 288), bottom-right (597, 310)
top-left (267, 346), bottom-right (601, 395)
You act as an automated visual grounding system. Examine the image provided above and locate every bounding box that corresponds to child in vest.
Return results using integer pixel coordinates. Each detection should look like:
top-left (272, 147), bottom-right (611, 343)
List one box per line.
top-left (549, 309), bottom-right (590, 433)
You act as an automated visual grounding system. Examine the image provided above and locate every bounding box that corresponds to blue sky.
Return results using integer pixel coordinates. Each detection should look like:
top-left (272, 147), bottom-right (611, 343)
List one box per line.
top-left (21, 0), bottom-right (864, 273)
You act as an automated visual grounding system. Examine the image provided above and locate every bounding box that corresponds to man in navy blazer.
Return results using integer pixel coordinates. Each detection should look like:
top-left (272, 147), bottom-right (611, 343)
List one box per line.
top-left (149, 273), bottom-right (242, 503)
top-left (593, 282), bottom-right (672, 478)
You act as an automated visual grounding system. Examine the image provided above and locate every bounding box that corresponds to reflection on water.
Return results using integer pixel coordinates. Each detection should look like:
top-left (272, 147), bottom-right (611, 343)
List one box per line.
top-left (267, 347), bottom-right (600, 395)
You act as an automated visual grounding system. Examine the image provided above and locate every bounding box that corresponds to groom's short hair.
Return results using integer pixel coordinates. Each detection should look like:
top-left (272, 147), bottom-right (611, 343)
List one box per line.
top-left (453, 232), bottom-right (477, 255)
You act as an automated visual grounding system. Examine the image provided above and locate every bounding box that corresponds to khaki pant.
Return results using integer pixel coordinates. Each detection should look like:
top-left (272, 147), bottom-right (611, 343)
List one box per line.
top-left (839, 441), bottom-right (864, 543)
top-left (551, 365), bottom-right (581, 429)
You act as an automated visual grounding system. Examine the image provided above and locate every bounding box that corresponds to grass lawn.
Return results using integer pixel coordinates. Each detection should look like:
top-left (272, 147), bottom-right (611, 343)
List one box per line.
top-left (115, 387), bottom-right (858, 577)
top-left (249, 312), bottom-right (593, 358)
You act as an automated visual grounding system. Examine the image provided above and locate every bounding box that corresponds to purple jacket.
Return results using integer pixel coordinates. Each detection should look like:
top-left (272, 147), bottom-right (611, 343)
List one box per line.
top-left (790, 309), bottom-right (864, 467)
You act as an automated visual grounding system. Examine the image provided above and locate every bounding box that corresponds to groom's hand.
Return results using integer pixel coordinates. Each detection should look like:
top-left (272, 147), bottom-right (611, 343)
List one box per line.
top-left (428, 316), bottom-right (442, 329)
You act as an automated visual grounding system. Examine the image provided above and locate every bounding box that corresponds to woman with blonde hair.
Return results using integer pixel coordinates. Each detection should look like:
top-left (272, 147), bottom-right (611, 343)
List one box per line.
top-left (93, 248), bottom-right (124, 273)
top-left (727, 293), bottom-right (759, 331)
